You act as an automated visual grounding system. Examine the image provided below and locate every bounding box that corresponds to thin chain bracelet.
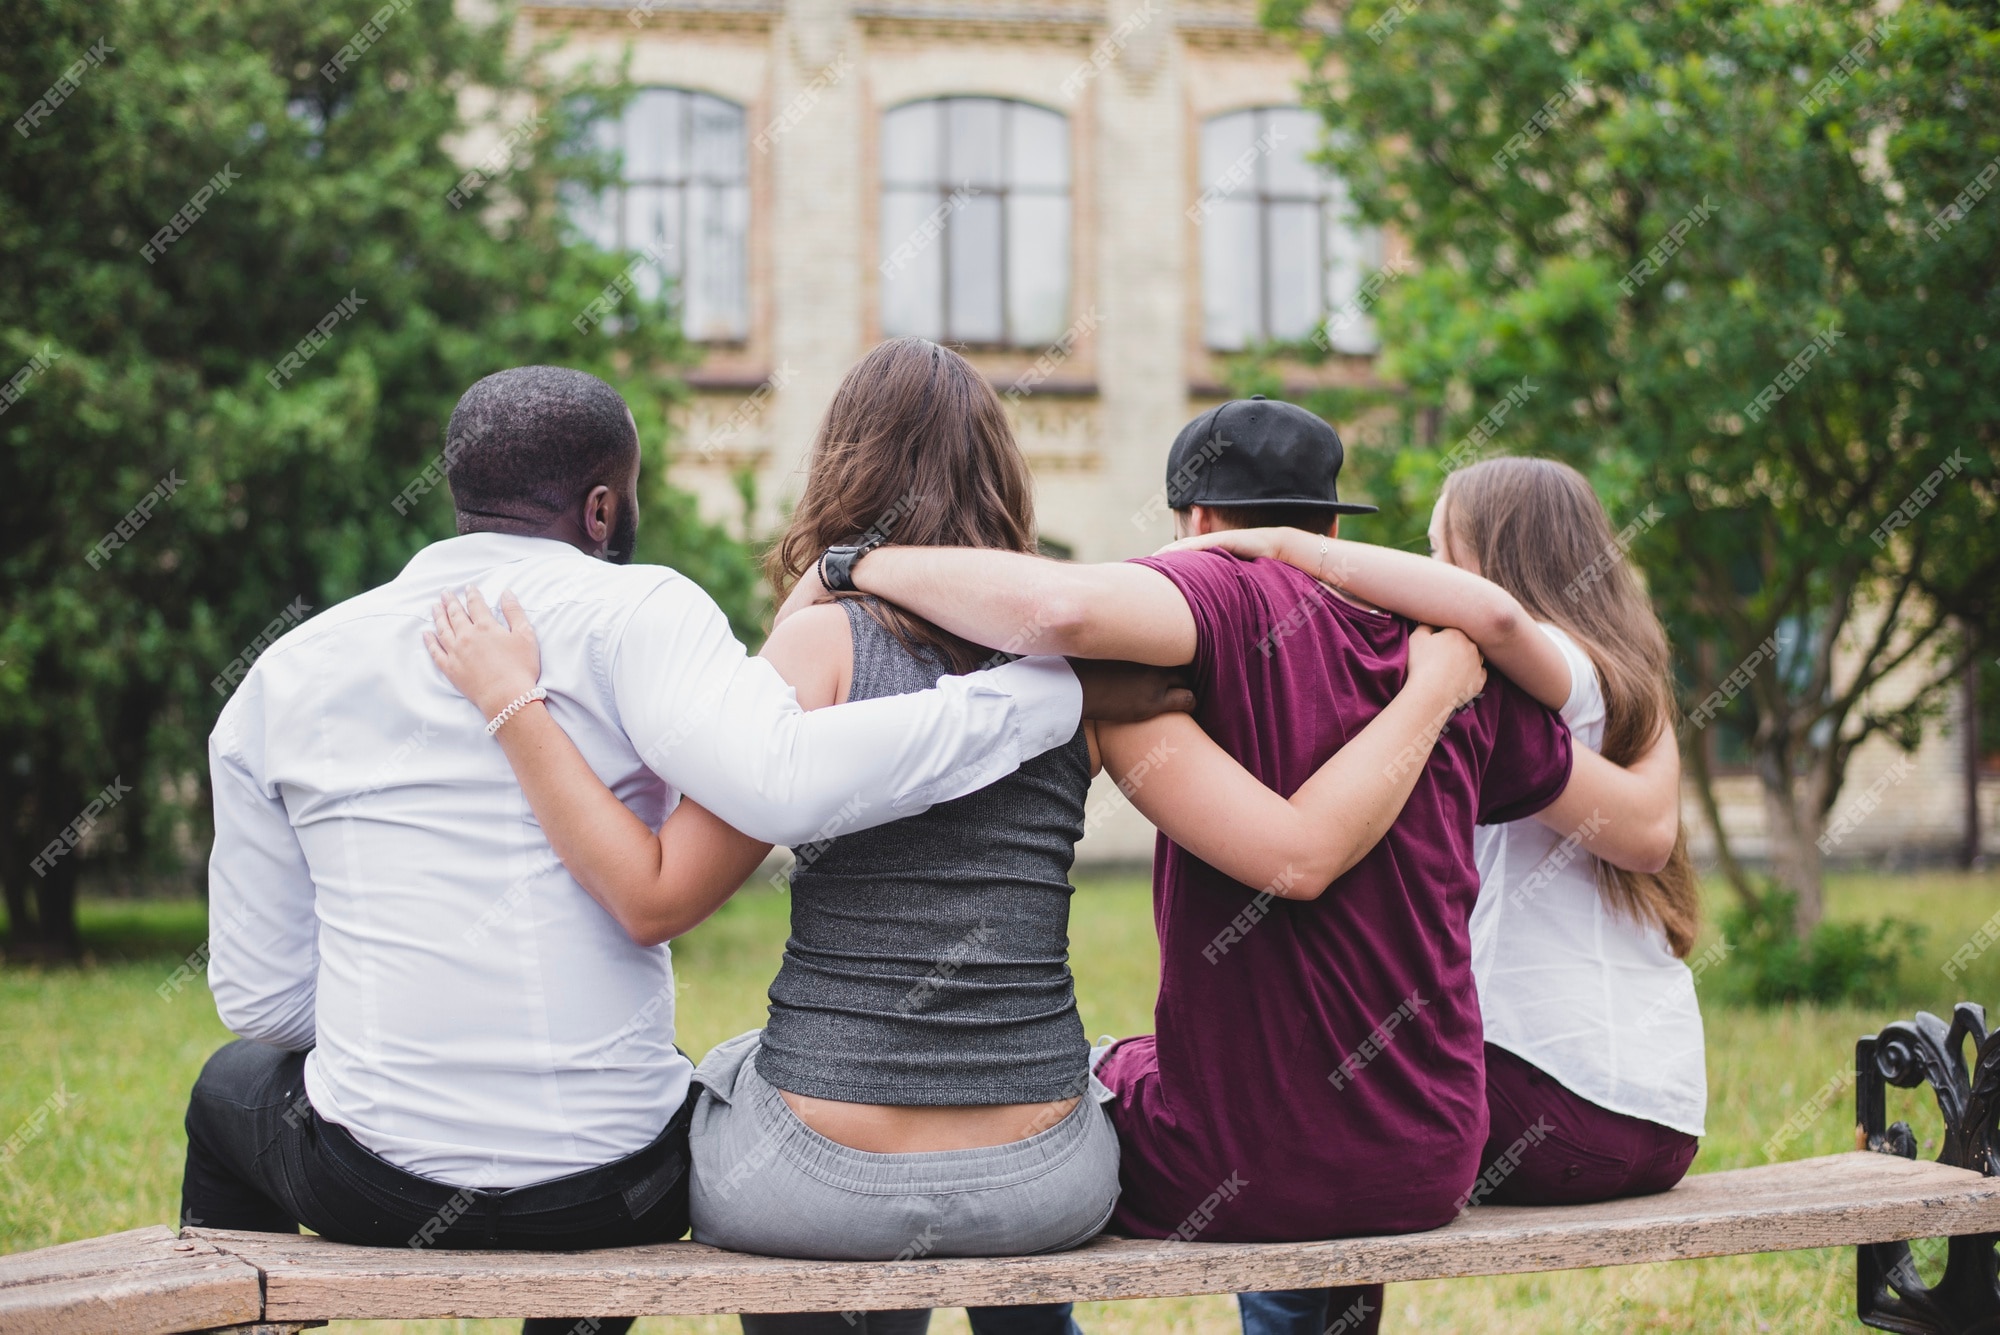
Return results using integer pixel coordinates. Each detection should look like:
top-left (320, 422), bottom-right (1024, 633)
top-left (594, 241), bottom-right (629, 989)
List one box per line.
top-left (484, 686), bottom-right (548, 737)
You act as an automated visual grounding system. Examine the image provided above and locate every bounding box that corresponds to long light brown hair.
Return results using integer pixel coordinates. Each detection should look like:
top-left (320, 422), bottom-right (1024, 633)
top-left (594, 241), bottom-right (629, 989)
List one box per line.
top-left (767, 337), bottom-right (1037, 673)
top-left (1439, 457), bottom-right (1700, 958)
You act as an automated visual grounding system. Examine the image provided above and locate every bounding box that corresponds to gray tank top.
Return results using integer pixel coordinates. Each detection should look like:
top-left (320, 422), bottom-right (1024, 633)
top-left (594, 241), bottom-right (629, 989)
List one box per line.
top-left (755, 597), bottom-right (1093, 1106)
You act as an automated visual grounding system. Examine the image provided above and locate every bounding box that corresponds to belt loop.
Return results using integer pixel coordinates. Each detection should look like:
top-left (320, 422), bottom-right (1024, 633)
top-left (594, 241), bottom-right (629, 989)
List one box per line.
top-left (482, 1189), bottom-right (502, 1245)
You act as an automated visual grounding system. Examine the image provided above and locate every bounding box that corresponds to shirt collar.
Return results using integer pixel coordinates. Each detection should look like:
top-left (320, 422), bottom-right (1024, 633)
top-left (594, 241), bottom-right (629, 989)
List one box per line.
top-left (395, 532), bottom-right (592, 587)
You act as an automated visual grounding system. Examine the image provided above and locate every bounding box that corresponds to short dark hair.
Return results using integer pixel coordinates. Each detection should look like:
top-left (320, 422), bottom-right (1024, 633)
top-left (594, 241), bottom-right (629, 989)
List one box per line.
top-left (1177, 503), bottom-right (1343, 535)
top-left (444, 366), bottom-right (638, 528)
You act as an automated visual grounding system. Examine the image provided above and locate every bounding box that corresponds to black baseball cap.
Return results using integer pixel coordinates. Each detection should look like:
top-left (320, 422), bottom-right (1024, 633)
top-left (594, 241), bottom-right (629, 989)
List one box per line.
top-left (1164, 395), bottom-right (1377, 515)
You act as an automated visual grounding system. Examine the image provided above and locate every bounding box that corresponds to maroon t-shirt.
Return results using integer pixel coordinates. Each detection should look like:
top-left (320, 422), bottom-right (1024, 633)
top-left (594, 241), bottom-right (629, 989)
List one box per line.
top-left (1097, 550), bottom-right (1573, 1242)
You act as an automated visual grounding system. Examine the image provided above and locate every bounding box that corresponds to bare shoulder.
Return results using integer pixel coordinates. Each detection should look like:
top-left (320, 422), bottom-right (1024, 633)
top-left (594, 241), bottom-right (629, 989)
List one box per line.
top-left (758, 601), bottom-right (853, 709)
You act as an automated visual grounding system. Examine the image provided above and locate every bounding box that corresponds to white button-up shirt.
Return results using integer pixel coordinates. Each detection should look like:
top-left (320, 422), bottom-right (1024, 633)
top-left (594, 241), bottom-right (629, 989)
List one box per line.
top-left (206, 533), bottom-right (1081, 1187)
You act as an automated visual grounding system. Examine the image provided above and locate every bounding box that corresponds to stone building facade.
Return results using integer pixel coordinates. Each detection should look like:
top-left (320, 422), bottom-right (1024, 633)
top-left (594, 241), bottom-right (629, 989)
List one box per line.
top-left (519, 0), bottom-right (1991, 870)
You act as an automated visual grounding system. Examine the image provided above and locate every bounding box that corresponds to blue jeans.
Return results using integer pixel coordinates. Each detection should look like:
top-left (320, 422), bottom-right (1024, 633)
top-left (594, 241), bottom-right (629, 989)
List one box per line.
top-left (1237, 1284), bottom-right (1382, 1335)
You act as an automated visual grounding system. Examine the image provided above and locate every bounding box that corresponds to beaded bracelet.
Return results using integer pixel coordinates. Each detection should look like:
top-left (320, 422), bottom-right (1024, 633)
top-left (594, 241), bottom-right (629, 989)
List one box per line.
top-left (484, 686), bottom-right (548, 737)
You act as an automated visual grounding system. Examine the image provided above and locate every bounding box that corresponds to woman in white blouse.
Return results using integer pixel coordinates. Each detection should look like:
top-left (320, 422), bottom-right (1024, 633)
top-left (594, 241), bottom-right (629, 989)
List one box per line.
top-left (1171, 455), bottom-right (1704, 1207)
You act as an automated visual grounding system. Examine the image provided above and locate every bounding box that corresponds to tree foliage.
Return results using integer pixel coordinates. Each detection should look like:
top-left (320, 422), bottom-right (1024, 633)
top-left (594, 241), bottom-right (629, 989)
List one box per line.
top-left (0, 0), bottom-right (761, 956)
top-left (1265, 0), bottom-right (2000, 929)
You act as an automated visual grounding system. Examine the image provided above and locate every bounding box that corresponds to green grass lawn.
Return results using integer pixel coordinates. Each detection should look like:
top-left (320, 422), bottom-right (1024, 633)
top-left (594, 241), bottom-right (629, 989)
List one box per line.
top-left (3, 870), bottom-right (1997, 1333)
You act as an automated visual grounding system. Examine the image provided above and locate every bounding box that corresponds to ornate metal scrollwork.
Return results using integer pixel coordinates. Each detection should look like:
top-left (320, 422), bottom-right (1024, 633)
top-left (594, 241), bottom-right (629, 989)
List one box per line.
top-left (1856, 1002), bottom-right (2000, 1333)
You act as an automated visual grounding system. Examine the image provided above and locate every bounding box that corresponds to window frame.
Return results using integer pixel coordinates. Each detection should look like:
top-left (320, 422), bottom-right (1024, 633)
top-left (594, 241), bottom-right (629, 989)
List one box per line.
top-left (1198, 104), bottom-right (1380, 354)
top-left (879, 95), bottom-right (1072, 350)
top-left (585, 86), bottom-right (750, 345)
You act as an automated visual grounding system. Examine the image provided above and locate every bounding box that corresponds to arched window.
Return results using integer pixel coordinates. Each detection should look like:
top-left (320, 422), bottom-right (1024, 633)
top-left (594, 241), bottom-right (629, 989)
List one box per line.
top-left (880, 97), bottom-right (1071, 348)
top-left (572, 88), bottom-right (749, 343)
top-left (1197, 107), bottom-right (1383, 354)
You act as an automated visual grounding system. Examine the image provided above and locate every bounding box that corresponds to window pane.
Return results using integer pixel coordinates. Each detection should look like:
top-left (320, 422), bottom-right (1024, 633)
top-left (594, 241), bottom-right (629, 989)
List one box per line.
top-left (1010, 104), bottom-right (1069, 191)
top-left (569, 88), bottom-right (749, 344)
top-left (947, 99), bottom-right (1004, 189)
top-left (1322, 185), bottom-right (1384, 354)
top-left (1202, 197), bottom-right (1259, 349)
top-left (626, 88), bottom-right (684, 183)
top-left (686, 183), bottom-right (748, 340)
top-left (1262, 107), bottom-right (1324, 198)
top-left (880, 187), bottom-right (943, 339)
top-left (1199, 110), bottom-right (1257, 198)
top-left (566, 179), bottom-right (619, 250)
top-left (622, 184), bottom-right (680, 269)
top-left (1266, 200), bottom-right (1323, 341)
top-left (883, 97), bottom-right (1073, 347)
top-left (882, 102), bottom-right (940, 187)
top-left (690, 94), bottom-right (744, 183)
top-left (1007, 194), bottom-right (1069, 345)
top-left (582, 106), bottom-right (620, 159)
top-left (947, 190), bottom-right (1004, 343)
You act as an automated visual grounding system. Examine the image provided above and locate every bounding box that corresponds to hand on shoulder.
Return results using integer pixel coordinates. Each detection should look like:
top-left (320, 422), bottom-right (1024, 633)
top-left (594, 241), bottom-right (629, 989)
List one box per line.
top-left (424, 588), bottom-right (541, 719)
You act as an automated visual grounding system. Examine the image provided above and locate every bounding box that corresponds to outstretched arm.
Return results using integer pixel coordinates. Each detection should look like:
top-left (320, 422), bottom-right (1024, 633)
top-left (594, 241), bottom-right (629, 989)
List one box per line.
top-left (780, 547), bottom-right (1199, 667)
top-left (1161, 529), bottom-right (1571, 707)
top-left (424, 589), bottom-right (778, 946)
top-left (619, 577), bottom-right (1084, 843)
top-left (1534, 722), bottom-right (1681, 875)
top-left (1162, 528), bottom-right (1681, 873)
top-left (1097, 627), bottom-right (1487, 898)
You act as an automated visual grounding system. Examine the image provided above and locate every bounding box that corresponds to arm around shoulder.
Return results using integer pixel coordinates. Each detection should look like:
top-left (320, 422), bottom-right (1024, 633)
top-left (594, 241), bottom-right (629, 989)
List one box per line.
top-left (1100, 626), bottom-right (1486, 898)
top-left (848, 546), bottom-right (1199, 666)
top-left (615, 574), bottom-right (1083, 845)
top-left (1534, 722), bottom-right (1681, 875)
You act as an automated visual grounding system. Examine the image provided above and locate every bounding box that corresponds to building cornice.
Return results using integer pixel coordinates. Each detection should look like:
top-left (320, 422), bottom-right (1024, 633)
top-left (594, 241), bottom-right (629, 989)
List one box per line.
top-left (524, 0), bottom-right (779, 35)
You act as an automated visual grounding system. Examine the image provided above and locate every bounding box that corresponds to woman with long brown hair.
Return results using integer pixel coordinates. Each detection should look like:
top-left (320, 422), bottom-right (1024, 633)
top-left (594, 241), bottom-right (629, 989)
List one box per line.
top-left (1174, 455), bottom-right (1705, 1201)
top-left (422, 338), bottom-right (1488, 1335)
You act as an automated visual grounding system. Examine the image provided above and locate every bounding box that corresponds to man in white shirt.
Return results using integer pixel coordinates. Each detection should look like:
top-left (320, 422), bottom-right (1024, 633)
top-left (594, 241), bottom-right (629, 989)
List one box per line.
top-left (182, 367), bottom-right (1181, 1333)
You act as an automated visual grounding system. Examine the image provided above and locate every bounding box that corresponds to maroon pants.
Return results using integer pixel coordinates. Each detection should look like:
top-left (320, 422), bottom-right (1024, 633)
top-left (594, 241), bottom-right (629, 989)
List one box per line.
top-left (1475, 1042), bottom-right (1699, 1206)
top-left (1240, 1047), bottom-right (1698, 1335)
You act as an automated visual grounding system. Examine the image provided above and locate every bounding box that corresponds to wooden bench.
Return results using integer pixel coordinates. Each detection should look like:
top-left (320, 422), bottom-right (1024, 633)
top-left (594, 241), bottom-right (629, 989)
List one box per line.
top-left (5, 1007), bottom-right (1997, 1335)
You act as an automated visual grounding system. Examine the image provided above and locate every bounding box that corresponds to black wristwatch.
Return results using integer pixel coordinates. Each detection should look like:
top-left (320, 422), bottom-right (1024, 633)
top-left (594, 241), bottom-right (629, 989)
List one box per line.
top-left (819, 533), bottom-right (888, 593)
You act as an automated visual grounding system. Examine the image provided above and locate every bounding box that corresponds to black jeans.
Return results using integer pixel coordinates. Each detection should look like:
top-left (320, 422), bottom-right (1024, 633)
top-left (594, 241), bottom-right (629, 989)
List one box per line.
top-left (181, 1039), bottom-right (695, 1335)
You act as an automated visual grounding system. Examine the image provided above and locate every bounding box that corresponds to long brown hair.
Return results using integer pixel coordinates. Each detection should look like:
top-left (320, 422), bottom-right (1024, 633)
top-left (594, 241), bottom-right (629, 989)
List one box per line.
top-left (767, 337), bottom-right (1037, 673)
top-left (1439, 458), bottom-right (1701, 958)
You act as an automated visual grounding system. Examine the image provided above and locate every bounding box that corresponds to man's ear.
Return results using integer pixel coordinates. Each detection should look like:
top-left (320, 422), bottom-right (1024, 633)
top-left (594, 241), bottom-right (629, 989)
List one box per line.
top-left (1188, 505), bottom-right (1219, 537)
top-left (580, 484), bottom-right (614, 551)
top-left (1329, 517), bottom-right (1340, 541)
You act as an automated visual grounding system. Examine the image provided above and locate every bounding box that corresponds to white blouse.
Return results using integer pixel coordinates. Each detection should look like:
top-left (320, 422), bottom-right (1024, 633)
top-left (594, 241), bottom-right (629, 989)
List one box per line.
top-left (1469, 624), bottom-right (1707, 1137)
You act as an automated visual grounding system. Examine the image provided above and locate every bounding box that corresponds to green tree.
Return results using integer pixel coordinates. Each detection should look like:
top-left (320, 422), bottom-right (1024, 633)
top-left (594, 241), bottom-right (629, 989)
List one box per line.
top-left (1265, 0), bottom-right (2000, 931)
top-left (0, 0), bottom-right (761, 959)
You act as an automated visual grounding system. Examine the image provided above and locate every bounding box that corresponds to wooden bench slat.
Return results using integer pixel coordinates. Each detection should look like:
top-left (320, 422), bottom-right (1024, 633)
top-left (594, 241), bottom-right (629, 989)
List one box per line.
top-left (171, 1153), bottom-right (2000, 1320)
top-left (0, 1226), bottom-right (266, 1335)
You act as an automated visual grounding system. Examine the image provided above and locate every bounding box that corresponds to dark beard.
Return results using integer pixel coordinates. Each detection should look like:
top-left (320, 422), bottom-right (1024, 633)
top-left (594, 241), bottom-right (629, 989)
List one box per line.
top-left (605, 503), bottom-right (638, 565)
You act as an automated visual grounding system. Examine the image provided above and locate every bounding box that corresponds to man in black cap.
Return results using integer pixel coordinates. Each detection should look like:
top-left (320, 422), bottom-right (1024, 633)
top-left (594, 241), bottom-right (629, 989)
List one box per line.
top-left (1154, 392), bottom-right (1382, 532)
top-left (786, 396), bottom-right (1577, 1335)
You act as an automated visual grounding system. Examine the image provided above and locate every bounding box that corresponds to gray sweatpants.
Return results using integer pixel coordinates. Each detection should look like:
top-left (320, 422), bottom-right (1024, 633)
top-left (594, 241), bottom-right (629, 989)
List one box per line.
top-left (688, 1030), bottom-right (1121, 1262)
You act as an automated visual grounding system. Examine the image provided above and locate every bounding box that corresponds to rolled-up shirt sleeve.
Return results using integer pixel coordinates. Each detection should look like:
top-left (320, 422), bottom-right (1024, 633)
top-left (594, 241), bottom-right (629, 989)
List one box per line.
top-left (611, 577), bottom-right (1082, 847)
top-left (207, 693), bottom-right (320, 1051)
